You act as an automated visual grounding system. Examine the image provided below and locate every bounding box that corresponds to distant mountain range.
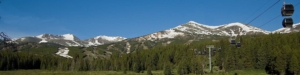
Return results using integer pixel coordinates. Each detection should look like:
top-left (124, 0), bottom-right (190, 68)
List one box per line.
top-left (13, 34), bottom-right (126, 47)
top-left (12, 21), bottom-right (300, 46)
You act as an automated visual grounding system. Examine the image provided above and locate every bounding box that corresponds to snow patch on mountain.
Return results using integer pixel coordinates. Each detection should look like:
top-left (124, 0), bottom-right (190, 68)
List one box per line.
top-left (223, 22), bottom-right (270, 34)
top-left (72, 41), bottom-right (81, 46)
top-left (20, 38), bottom-right (26, 41)
top-left (229, 29), bottom-right (237, 36)
top-left (175, 26), bottom-right (188, 31)
top-left (188, 21), bottom-right (221, 29)
top-left (95, 35), bottom-right (126, 41)
top-left (36, 34), bottom-right (44, 39)
top-left (222, 31), bottom-right (230, 36)
top-left (87, 41), bottom-right (103, 46)
top-left (143, 29), bottom-right (184, 41)
top-left (39, 39), bottom-right (48, 43)
top-left (160, 29), bottom-right (184, 38)
top-left (175, 22), bottom-right (213, 35)
top-left (65, 41), bottom-right (81, 46)
top-left (83, 36), bottom-right (126, 46)
top-left (62, 34), bottom-right (75, 41)
top-left (56, 47), bottom-right (72, 58)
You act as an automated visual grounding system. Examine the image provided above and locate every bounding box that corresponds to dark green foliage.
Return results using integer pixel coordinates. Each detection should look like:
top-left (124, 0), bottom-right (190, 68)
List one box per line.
top-left (163, 62), bottom-right (172, 75)
top-left (16, 37), bottom-right (41, 43)
top-left (147, 65), bottom-right (153, 75)
top-left (68, 47), bottom-right (85, 57)
top-left (289, 51), bottom-right (299, 75)
top-left (214, 32), bottom-right (300, 75)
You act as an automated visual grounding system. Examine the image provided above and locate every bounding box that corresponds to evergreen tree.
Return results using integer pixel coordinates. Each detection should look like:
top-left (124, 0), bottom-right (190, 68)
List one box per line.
top-left (255, 48), bottom-right (267, 69)
top-left (289, 52), bottom-right (299, 75)
top-left (177, 63), bottom-right (183, 75)
top-left (163, 63), bottom-right (172, 75)
top-left (147, 65), bottom-right (153, 75)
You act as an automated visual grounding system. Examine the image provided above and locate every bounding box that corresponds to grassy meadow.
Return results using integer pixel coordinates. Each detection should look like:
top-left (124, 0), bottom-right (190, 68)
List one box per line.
top-left (0, 69), bottom-right (267, 75)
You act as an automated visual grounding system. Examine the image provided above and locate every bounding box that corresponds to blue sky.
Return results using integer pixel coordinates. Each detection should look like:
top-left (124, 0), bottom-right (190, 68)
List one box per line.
top-left (0, 0), bottom-right (299, 40)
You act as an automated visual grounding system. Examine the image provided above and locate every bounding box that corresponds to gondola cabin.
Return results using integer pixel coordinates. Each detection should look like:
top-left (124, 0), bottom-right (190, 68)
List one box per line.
top-left (230, 40), bottom-right (236, 45)
top-left (203, 49), bottom-right (207, 55)
top-left (195, 51), bottom-right (201, 55)
top-left (213, 48), bottom-right (216, 52)
top-left (282, 18), bottom-right (293, 28)
top-left (281, 4), bottom-right (294, 16)
top-left (236, 42), bottom-right (241, 48)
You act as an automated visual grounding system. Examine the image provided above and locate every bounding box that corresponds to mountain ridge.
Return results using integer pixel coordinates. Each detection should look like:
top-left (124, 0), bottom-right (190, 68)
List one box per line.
top-left (12, 21), bottom-right (300, 46)
top-left (13, 33), bottom-right (126, 47)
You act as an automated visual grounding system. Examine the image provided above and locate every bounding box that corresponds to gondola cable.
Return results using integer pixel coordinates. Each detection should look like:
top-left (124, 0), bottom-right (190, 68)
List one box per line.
top-left (230, 0), bottom-right (280, 47)
top-left (246, 0), bottom-right (281, 25)
top-left (251, 1), bottom-right (300, 38)
top-left (297, 1), bottom-right (300, 6)
top-left (243, 0), bottom-right (271, 23)
top-left (257, 1), bottom-right (300, 28)
top-left (227, 0), bottom-right (297, 47)
top-left (258, 15), bottom-right (281, 28)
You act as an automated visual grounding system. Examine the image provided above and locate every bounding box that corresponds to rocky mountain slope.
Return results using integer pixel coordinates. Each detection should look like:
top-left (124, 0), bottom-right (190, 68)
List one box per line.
top-left (13, 34), bottom-right (126, 47)
top-left (134, 21), bottom-right (271, 42)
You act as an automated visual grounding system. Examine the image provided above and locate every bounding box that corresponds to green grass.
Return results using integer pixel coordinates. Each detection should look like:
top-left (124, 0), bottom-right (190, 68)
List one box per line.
top-left (0, 70), bottom-right (164, 75)
top-left (0, 69), bottom-right (267, 75)
top-left (205, 69), bottom-right (267, 75)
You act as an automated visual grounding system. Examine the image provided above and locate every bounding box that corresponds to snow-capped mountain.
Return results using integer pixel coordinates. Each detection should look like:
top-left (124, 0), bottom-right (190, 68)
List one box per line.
top-left (272, 23), bottom-right (300, 33)
top-left (135, 21), bottom-right (271, 41)
top-left (84, 35), bottom-right (126, 46)
top-left (12, 21), bottom-right (300, 46)
top-left (14, 34), bottom-right (126, 46)
top-left (178, 21), bottom-right (270, 36)
top-left (14, 34), bottom-right (83, 46)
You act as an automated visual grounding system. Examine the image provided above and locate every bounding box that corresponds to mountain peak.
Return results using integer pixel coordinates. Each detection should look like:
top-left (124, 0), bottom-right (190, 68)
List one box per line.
top-left (187, 21), bottom-right (198, 24)
top-left (62, 34), bottom-right (75, 41)
top-left (186, 21), bottom-right (221, 29)
top-left (187, 21), bottom-right (206, 26)
top-left (36, 34), bottom-right (44, 38)
top-left (35, 33), bottom-right (53, 39)
top-left (222, 22), bottom-right (250, 28)
top-left (62, 34), bottom-right (74, 36)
